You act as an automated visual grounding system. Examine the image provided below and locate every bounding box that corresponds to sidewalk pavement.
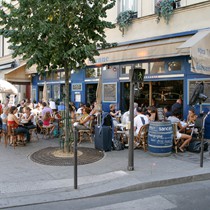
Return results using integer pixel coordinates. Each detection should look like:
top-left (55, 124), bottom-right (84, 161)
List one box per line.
top-left (1, 136), bottom-right (210, 209)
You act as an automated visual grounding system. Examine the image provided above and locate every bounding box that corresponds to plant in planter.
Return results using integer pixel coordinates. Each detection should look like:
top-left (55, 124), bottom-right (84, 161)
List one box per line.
top-left (155, 0), bottom-right (176, 24)
top-left (116, 10), bottom-right (137, 36)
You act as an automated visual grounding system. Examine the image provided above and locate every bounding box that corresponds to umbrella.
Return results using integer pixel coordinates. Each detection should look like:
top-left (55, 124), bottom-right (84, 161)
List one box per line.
top-left (96, 76), bottom-right (102, 111)
top-left (43, 82), bottom-right (48, 103)
top-left (0, 79), bottom-right (18, 95)
top-left (189, 82), bottom-right (204, 106)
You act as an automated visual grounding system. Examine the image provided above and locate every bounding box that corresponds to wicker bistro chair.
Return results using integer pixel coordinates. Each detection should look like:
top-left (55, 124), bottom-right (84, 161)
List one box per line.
top-left (0, 128), bottom-right (8, 147)
top-left (7, 125), bottom-right (25, 149)
top-left (134, 124), bottom-right (149, 151)
top-left (36, 119), bottom-right (51, 139)
top-left (78, 115), bottom-right (96, 144)
top-left (29, 127), bottom-right (39, 141)
top-left (173, 123), bottom-right (184, 153)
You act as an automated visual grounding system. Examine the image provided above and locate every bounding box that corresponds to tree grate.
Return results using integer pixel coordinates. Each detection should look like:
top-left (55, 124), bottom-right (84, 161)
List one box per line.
top-left (30, 147), bottom-right (104, 166)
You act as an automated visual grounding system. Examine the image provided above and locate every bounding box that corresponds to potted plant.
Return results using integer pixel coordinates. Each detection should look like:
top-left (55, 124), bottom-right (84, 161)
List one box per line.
top-left (155, 0), bottom-right (176, 24)
top-left (116, 10), bottom-right (137, 36)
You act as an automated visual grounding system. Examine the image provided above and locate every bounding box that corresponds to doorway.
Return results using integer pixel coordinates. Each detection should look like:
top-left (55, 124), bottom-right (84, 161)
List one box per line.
top-left (120, 80), bottom-right (183, 111)
top-left (86, 84), bottom-right (97, 105)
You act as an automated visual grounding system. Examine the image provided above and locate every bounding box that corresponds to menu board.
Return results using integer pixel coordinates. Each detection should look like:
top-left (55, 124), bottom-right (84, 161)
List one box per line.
top-left (188, 80), bottom-right (210, 104)
top-left (157, 108), bottom-right (165, 121)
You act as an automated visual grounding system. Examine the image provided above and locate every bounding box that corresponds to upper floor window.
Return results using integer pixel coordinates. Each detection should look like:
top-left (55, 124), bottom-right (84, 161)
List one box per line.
top-left (119, 0), bottom-right (138, 12)
top-left (52, 71), bottom-right (60, 80)
top-left (150, 61), bottom-right (165, 74)
top-left (121, 64), bottom-right (132, 76)
top-left (167, 61), bottom-right (182, 71)
top-left (134, 63), bottom-right (149, 75)
top-left (86, 67), bottom-right (101, 78)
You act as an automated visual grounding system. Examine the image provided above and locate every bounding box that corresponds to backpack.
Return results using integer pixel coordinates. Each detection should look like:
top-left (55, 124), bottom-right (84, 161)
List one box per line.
top-left (112, 138), bottom-right (124, 151)
top-left (102, 112), bottom-right (112, 126)
top-left (99, 112), bottom-right (114, 139)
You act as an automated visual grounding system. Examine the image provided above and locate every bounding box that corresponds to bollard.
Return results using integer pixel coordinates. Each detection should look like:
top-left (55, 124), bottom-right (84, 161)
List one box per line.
top-left (73, 127), bottom-right (78, 189)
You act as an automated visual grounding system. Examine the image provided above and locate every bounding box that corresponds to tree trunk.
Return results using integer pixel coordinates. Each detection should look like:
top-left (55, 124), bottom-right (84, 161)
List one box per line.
top-left (63, 61), bottom-right (71, 153)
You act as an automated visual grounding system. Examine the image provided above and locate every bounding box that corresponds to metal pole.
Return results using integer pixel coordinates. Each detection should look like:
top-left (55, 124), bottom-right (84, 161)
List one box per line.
top-left (74, 127), bottom-right (78, 189)
top-left (200, 113), bottom-right (207, 167)
top-left (128, 81), bottom-right (134, 171)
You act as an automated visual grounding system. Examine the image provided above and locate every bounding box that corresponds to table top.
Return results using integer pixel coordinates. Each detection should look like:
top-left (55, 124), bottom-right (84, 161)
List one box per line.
top-left (116, 123), bottom-right (126, 128)
top-left (21, 120), bottom-right (28, 124)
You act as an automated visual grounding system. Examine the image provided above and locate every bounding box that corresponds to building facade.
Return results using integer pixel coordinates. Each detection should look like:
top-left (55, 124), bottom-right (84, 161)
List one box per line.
top-left (1, 0), bottom-right (210, 118)
top-left (31, 0), bottom-right (210, 119)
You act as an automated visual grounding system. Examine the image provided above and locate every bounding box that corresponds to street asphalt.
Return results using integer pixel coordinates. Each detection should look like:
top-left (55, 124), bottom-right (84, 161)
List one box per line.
top-left (0, 134), bottom-right (210, 209)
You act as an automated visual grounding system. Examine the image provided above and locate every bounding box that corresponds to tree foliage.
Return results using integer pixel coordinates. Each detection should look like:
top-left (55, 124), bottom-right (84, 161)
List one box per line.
top-left (0, 0), bottom-right (116, 152)
top-left (0, 0), bottom-right (116, 73)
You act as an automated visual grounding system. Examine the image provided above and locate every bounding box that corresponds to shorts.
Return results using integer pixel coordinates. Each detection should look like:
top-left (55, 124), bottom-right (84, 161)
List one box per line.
top-left (176, 131), bottom-right (182, 139)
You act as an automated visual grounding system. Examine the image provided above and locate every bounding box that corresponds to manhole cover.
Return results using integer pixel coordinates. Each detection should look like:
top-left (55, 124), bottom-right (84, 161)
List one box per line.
top-left (30, 147), bottom-right (104, 166)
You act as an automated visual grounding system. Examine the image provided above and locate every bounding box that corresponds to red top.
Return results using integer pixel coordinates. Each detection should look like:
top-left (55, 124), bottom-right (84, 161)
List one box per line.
top-left (43, 119), bottom-right (50, 126)
top-left (7, 120), bottom-right (18, 129)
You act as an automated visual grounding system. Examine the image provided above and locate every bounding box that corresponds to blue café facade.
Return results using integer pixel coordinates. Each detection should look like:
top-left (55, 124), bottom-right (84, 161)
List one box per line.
top-left (31, 30), bottom-right (210, 120)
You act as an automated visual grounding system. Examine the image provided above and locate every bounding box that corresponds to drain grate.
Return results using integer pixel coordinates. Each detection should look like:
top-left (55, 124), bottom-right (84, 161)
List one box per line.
top-left (30, 147), bottom-right (104, 166)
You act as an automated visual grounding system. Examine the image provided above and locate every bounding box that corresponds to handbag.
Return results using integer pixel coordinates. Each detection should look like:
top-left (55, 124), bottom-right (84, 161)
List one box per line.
top-left (187, 140), bottom-right (208, 153)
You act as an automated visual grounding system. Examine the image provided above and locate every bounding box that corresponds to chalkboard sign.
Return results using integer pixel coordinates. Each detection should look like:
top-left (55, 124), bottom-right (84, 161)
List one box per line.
top-left (157, 108), bottom-right (165, 121)
top-left (188, 80), bottom-right (210, 104)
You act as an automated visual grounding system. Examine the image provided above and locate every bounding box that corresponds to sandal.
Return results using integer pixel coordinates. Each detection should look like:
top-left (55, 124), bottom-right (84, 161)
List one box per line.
top-left (178, 147), bottom-right (184, 153)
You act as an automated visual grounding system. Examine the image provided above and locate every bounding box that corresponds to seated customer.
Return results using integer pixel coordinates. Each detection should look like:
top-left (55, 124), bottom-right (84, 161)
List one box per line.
top-left (145, 106), bottom-right (157, 122)
top-left (21, 107), bottom-right (37, 130)
top-left (109, 104), bottom-right (120, 126)
top-left (42, 111), bottom-right (55, 135)
top-left (163, 105), bottom-right (172, 118)
top-left (73, 107), bottom-right (91, 130)
top-left (7, 106), bottom-right (30, 143)
top-left (1, 107), bottom-right (9, 132)
top-left (168, 111), bottom-right (192, 152)
top-left (134, 107), bottom-right (149, 137)
top-left (187, 108), bottom-right (197, 124)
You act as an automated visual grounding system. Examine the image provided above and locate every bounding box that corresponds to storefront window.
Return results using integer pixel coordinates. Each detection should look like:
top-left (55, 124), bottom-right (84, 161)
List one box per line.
top-left (53, 85), bottom-right (60, 99)
top-left (167, 61), bottom-right (182, 71)
top-left (38, 74), bottom-right (44, 81)
top-left (60, 72), bottom-right (65, 80)
top-left (32, 88), bottom-right (36, 102)
top-left (52, 71), bottom-right (60, 80)
top-left (47, 84), bottom-right (51, 99)
top-left (150, 61), bottom-right (165, 74)
top-left (86, 67), bottom-right (101, 78)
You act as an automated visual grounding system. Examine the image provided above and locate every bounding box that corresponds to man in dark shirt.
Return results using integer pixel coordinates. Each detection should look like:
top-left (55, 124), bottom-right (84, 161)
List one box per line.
top-left (171, 98), bottom-right (182, 117)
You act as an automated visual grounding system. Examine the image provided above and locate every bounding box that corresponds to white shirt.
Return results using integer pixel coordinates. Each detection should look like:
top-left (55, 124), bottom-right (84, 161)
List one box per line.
top-left (134, 114), bottom-right (149, 135)
top-left (121, 111), bottom-right (130, 125)
top-left (76, 107), bottom-right (83, 114)
top-left (168, 116), bottom-right (182, 139)
top-left (23, 112), bottom-right (36, 125)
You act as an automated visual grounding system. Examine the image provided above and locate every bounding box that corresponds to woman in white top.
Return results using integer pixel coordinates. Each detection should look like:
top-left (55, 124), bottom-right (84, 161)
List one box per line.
top-left (168, 111), bottom-right (192, 152)
top-left (1, 107), bottom-right (9, 132)
top-left (21, 107), bottom-right (36, 129)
